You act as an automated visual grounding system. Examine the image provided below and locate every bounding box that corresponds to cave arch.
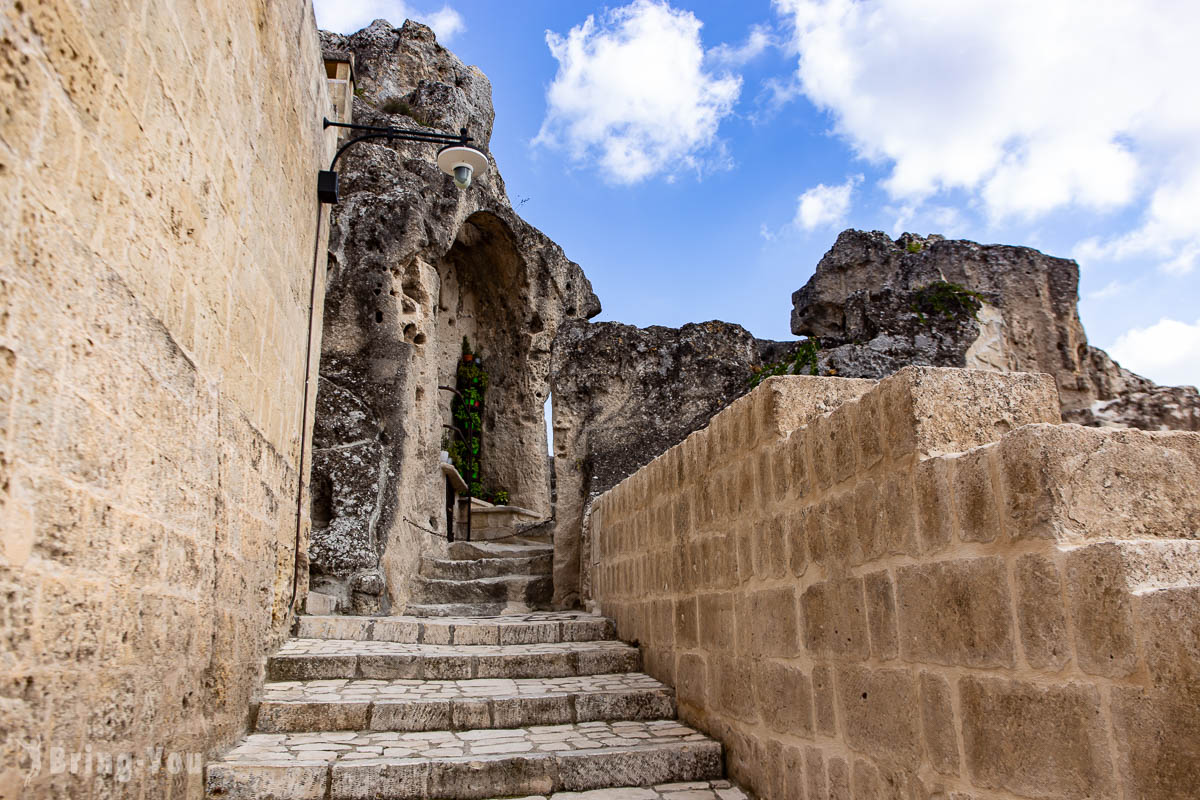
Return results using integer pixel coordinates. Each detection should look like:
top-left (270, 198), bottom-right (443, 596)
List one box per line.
top-left (434, 211), bottom-right (552, 517)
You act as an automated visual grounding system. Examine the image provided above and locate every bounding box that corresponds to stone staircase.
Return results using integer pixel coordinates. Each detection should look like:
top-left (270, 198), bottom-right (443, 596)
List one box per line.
top-left (406, 535), bottom-right (555, 617)
top-left (205, 611), bottom-right (744, 799)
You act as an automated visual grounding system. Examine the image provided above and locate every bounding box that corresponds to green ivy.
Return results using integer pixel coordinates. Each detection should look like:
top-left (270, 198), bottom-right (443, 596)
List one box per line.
top-left (749, 338), bottom-right (821, 388)
top-left (910, 281), bottom-right (983, 324)
top-left (481, 489), bottom-right (509, 505)
top-left (448, 337), bottom-right (508, 504)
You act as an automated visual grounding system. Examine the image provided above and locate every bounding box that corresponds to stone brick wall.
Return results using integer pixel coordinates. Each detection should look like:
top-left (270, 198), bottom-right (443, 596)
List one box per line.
top-left (1, 0), bottom-right (333, 796)
top-left (591, 367), bottom-right (1200, 800)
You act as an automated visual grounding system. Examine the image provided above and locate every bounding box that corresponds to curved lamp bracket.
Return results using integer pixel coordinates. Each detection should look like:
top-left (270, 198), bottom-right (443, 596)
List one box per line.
top-left (317, 117), bottom-right (489, 204)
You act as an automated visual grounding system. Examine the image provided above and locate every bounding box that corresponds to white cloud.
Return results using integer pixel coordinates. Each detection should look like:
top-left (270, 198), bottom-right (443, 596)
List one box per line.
top-left (1078, 156), bottom-right (1200, 275)
top-left (888, 203), bottom-right (963, 237)
top-left (772, 0), bottom-right (1200, 273)
top-left (794, 174), bottom-right (861, 230)
top-left (314, 0), bottom-right (464, 40)
top-left (1084, 280), bottom-right (1130, 303)
top-left (1108, 318), bottom-right (1200, 388)
top-left (535, 0), bottom-right (742, 184)
top-left (708, 24), bottom-right (774, 66)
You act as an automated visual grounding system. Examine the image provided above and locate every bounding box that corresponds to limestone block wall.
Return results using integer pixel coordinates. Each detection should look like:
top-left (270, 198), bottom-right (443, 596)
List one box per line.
top-left (1, 0), bottom-right (333, 796)
top-left (591, 367), bottom-right (1200, 800)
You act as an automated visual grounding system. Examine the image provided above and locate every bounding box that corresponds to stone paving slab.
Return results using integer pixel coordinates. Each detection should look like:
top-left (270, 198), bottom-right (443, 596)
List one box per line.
top-left (480, 780), bottom-right (749, 800)
top-left (407, 602), bottom-right (513, 617)
top-left (410, 574), bottom-right (553, 606)
top-left (447, 540), bottom-right (554, 561)
top-left (268, 639), bottom-right (640, 681)
top-left (256, 674), bottom-right (675, 732)
top-left (297, 612), bottom-right (614, 645)
top-left (206, 721), bottom-right (723, 800)
top-left (422, 554), bottom-right (553, 581)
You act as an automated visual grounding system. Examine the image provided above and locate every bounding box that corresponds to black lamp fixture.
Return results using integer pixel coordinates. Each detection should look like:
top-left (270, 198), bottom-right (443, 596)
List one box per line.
top-left (317, 117), bottom-right (489, 204)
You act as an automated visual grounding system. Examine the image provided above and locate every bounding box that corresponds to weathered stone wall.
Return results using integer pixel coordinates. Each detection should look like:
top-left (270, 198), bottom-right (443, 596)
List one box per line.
top-left (1, 0), bottom-right (334, 796)
top-left (591, 367), bottom-right (1200, 800)
top-left (310, 22), bottom-right (599, 613)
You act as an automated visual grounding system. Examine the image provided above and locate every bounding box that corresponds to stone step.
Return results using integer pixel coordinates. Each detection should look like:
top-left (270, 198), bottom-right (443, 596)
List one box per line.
top-left (421, 553), bottom-right (553, 581)
top-left (254, 674), bottom-right (676, 732)
top-left (410, 574), bottom-right (552, 607)
top-left (267, 640), bottom-right (641, 682)
top-left (407, 601), bottom-right (510, 618)
top-left (446, 540), bottom-right (553, 561)
top-left (205, 720), bottom-right (723, 800)
top-left (481, 781), bottom-right (749, 800)
top-left (297, 612), bottom-right (614, 645)
top-left (469, 504), bottom-right (545, 541)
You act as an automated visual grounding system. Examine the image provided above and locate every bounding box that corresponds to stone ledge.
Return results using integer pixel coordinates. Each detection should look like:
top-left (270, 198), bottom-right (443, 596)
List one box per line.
top-left (256, 673), bottom-right (676, 732)
top-left (268, 640), bottom-right (641, 681)
top-left (421, 554), bottom-right (554, 581)
top-left (297, 613), bottom-right (614, 645)
top-left (441, 462), bottom-right (469, 493)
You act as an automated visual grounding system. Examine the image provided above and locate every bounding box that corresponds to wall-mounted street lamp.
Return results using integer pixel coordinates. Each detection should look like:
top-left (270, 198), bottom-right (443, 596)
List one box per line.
top-left (317, 117), bottom-right (489, 204)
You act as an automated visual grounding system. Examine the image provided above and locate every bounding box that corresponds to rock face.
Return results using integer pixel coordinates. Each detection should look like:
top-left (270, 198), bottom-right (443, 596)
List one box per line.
top-left (792, 230), bottom-right (1200, 431)
top-left (548, 320), bottom-right (801, 607)
top-left (310, 20), bottom-right (600, 612)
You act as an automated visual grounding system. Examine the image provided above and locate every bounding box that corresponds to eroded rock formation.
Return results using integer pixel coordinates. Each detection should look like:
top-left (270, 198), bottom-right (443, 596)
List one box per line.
top-left (792, 230), bottom-right (1200, 431)
top-left (548, 320), bottom-right (801, 606)
top-left (310, 20), bottom-right (599, 612)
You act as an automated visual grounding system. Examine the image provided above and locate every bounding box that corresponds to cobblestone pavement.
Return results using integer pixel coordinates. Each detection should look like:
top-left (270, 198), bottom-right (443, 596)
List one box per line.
top-left (261, 673), bottom-right (667, 702)
top-left (216, 720), bottom-right (712, 763)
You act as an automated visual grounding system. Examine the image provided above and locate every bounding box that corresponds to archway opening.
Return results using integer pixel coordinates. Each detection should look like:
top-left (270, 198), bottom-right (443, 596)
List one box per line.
top-left (433, 211), bottom-right (552, 517)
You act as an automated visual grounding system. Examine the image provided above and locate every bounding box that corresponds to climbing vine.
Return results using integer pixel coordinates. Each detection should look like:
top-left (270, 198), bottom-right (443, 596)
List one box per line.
top-left (749, 338), bottom-right (821, 388)
top-left (910, 281), bottom-right (983, 324)
top-left (447, 337), bottom-right (509, 505)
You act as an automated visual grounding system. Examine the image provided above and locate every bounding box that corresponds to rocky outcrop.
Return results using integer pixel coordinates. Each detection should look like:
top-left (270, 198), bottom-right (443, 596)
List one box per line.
top-left (310, 20), bottom-right (600, 612)
top-left (548, 320), bottom-right (801, 607)
top-left (792, 230), bottom-right (1200, 431)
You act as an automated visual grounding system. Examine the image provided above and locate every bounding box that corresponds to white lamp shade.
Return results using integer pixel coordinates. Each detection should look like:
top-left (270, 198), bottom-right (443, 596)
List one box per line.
top-left (436, 145), bottom-right (489, 188)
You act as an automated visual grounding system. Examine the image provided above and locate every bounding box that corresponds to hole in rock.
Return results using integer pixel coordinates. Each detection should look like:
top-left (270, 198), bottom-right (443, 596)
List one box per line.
top-left (311, 474), bottom-right (333, 528)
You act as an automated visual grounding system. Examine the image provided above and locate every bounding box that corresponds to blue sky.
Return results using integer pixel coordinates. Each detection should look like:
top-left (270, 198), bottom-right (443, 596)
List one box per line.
top-left (314, 0), bottom-right (1200, 389)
